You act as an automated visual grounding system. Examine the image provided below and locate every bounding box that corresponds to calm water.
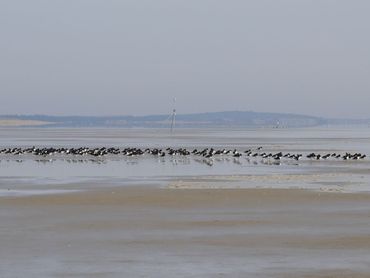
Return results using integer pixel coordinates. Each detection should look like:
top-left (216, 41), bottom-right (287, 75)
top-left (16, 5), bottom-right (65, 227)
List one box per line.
top-left (2, 127), bottom-right (370, 278)
top-left (0, 127), bottom-right (370, 193)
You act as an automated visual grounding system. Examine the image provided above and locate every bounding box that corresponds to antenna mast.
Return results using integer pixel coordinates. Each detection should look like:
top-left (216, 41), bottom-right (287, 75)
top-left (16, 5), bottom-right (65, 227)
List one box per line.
top-left (170, 97), bottom-right (176, 133)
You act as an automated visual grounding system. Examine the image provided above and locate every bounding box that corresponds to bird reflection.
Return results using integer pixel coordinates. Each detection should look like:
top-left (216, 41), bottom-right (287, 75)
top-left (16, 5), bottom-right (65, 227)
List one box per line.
top-left (0, 146), bottom-right (366, 168)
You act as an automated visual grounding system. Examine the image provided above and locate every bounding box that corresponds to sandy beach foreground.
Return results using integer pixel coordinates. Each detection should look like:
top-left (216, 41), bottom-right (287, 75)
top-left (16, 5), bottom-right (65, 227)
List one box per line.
top-left (1, 186), bottom-right (370, 277)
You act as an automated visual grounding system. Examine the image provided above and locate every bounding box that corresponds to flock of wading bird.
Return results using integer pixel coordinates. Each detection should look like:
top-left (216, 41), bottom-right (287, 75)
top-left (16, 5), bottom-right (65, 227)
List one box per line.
top-left (0, 146), bottom-right (367, 165)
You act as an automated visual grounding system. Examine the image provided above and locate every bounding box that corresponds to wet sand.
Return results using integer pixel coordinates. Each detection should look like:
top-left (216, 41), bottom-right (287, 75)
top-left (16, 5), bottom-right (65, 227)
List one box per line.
top-left (1, 185), bottom-right (370, 277)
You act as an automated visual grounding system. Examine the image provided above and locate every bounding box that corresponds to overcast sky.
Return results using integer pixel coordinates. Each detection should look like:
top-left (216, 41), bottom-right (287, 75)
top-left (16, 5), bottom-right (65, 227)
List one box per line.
top-left (1, 0), bottom-right (369, 118)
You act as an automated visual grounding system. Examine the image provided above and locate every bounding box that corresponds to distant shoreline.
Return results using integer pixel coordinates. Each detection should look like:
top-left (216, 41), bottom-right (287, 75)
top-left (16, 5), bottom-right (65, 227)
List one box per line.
top-left (0, 111), bottom-right (368, 128)
top-left (0, 110), bottom-right (327, 128)
top-left (0, 119), bottom-right (53, 127)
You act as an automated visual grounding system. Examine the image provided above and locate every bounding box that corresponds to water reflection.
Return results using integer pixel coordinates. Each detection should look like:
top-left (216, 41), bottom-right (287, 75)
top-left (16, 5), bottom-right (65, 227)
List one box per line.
top-left (0, 127), bottom-right (369, 187)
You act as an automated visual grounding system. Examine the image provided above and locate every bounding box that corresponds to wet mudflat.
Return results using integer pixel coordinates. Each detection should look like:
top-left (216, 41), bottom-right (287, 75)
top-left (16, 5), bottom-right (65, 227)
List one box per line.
top-left (1, 127), bottom-right (370, 277)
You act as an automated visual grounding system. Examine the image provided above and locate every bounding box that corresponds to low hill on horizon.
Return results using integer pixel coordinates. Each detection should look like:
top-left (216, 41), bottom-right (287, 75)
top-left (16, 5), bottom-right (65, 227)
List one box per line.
top-left (0, 110), bottom-right (367, 128)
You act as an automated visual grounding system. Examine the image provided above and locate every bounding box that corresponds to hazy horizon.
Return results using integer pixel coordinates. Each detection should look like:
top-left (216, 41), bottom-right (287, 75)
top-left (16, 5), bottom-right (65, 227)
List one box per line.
top-left (1, 1), bottom-right (369, 118)
top-left (0, 109), bottom-right (365, 122)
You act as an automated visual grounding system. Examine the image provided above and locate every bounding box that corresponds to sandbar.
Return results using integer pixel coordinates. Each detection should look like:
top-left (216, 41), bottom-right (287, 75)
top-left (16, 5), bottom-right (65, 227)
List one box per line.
top-left (1, 185), bottom-right (370, 277)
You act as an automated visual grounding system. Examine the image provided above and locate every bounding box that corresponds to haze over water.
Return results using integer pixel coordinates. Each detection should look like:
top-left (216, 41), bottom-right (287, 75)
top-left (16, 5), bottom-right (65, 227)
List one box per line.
top-left (2, 1), bottom-right (370, 277)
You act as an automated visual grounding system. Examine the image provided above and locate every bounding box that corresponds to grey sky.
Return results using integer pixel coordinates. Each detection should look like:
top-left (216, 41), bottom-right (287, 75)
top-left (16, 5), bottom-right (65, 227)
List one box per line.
top-left (1, 0), bottom-right (369, 118)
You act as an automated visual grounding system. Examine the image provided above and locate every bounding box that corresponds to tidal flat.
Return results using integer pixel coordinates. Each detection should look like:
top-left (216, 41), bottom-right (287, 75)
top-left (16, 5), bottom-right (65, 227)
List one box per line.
top-left (1, 127), bottom-right (370, 277)
top-left (2, 186), bottom-right (370, 277)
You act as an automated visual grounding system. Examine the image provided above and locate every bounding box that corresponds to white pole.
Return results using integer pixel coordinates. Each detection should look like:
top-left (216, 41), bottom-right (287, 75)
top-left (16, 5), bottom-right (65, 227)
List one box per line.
top-left (170, 98), bottom-right (176, 133)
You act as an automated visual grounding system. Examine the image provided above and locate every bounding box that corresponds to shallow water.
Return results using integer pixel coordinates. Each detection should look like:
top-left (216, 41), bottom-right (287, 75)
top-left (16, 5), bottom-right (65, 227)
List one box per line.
top-left (0, 127), bottom-right (370, 193)
top-left (2, 127), bottom-right (370, 278)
